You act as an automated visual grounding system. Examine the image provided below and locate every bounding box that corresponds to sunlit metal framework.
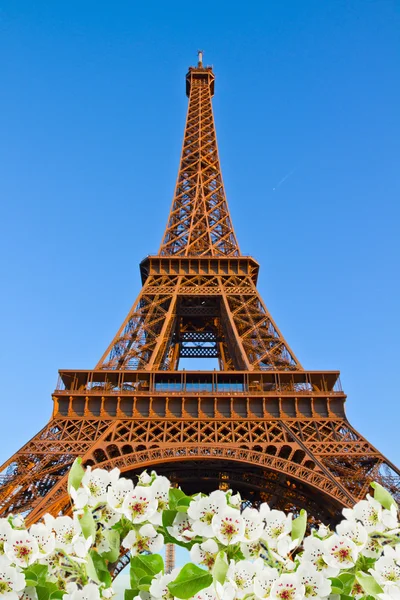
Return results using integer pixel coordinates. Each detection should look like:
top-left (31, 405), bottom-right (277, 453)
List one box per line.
top-left (1, 57), bottom-right (399, 542)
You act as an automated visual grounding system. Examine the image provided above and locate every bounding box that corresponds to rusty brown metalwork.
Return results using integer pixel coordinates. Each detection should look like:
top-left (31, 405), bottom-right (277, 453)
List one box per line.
top-left (165, 543), bottom-right (175, 574)
top-left (0, 56), bottom-right (399, 533)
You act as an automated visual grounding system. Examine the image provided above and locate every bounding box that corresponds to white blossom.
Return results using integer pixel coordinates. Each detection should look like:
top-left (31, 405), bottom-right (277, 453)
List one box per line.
top-left (297, 562), bottom-right (332, 600)
top-left (378, 587), bottom-right (400, 600)
top-left (149, 568), bottom-right (180, 600)
top-left (43, 515), bottom-right (79, 553)
top-left (323, 534), bottom-right (359, 569)
top-left (29, 522), bottom-right (56, 556)
top-left (167, 513), bottom-right (195, 542)
top-left (63, 582), bottom-right (101, 600)
top-left (187, 490), bottom-right (226, 537)
top-left (344, 495), bottom-right (396, 533)
top-left (70, 485), bottom-right (91, 509)
top-left (227, 558), bottom-right (262, 598)
top-left (122, 486), bottom-right (158, 523)
top-left (0, 554), bottom-right (25, 599)
top-left (122, 524), bottom-right (163, 555)
top-left (382, 505), bottom-right (399, 530)
top-left (190, 539), bottom-right (219, 569)
top-left (212, 506), bottom-right (245, 545)
top-left (226, 490), bottom-right (242, 507)
top-left (263, 510), bottom-right (292, 546)
top-left (149, 476), bottom-right (171, 525)
top-left (93, 504), bottom-right (121, 528)
top-left (370, 555), bottom-right (400, 587)
top-left (195, 582), bottom-right (236, 600)
top-left (263, 510), bottom-right (293, 555)
top-left (4, 529), bottom-right (39, 567)
top-left (38, 550), bottom-right (64, 578)
top-left (362, 536), bottom-right (384, 559)
top-left (19, 588), bottom-right (38, 600)
top-left (242, 506), bottom-right (264, 542)
top-left (107, 477), bottom-right (134, 513)
top-left (73, 534), bottom-right (93, 558)
top-left (302, 536), bottom-right (340, 577)
top-left (190, 584), bottom-right (219, 600)
top-left (137, 471), bottom-right (152, 485)
top-left (11, 515), bottom-right (25, 529)
top-left (241, 536), bottom-right (266, 560)
top-left (270, 573), bottom-right (305, 600)
top-left (0, 519), bottom-right (12, 554)
top-left (81, 467), bottom-right (120, 507)
top-left (384, 545), bottom-right (400, 564)
top-left (259, 502), bottom-right (271, 519)
top-left (253, 565), bottom-right (279, 599)
top-left (336, 519), bottom-right (368, 549)
top-left (317, 524), bottom-right (330, 538)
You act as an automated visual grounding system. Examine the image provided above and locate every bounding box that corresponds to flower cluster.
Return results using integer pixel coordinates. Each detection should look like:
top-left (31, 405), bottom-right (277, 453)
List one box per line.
top-left (0, 457), bottom-right (399, 600)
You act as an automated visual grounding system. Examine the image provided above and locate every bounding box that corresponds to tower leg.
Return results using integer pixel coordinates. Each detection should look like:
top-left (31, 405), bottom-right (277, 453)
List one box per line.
top-left (165, 542), bottom-right (175, 573)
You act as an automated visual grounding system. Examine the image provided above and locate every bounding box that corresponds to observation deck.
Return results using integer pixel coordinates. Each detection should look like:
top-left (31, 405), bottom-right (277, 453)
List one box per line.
top-left (53, 369), bottom-right (346, 420)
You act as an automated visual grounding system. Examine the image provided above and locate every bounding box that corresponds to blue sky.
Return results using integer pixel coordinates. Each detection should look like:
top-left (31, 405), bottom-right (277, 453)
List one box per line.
top-left (1, 0), bottom-right (399, 500)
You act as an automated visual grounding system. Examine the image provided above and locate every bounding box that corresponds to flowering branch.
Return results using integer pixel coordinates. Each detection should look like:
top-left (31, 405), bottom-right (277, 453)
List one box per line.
top-left (0, 458), bottom-right (399, 600)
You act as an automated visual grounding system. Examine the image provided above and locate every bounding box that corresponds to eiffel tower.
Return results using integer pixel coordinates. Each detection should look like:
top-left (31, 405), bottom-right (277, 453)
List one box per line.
top-left (1, 54), bottom-right (399, 533)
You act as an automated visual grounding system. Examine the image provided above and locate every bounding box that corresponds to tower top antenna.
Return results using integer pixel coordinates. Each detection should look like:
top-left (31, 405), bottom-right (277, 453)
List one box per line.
top-left (197, 50), bottom-right (204, 67)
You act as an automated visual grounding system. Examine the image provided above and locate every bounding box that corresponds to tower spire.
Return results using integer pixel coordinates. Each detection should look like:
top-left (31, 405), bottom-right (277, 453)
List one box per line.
top-left (159, 58), bottom-right (240, 256)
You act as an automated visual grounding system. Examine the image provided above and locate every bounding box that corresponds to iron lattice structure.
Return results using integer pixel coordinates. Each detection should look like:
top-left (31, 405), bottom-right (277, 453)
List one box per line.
top-left (1, 57), bottom-right (399, 536)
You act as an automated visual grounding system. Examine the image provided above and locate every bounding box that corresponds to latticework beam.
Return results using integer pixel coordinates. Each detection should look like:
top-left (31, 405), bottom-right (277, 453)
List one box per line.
top-left (160, 64), bottom-right (239, 257)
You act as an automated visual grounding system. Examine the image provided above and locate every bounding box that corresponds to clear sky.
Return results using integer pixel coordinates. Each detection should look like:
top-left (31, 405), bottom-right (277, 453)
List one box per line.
top-left (1, 0), bottom-right (399, 516)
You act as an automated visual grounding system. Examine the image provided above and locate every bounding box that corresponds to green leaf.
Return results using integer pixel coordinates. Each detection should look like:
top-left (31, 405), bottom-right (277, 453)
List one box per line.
top-left (330, 577), bottom-right (344, 595)
top-left (291, 509), bottom-right (307, 542)
top-left (226, 543), bottom-right (245, 562)
top-left (68, 457), bottom-right (85, 492)
top-left (169, 488), bottom-right (187, 508)
top-left (212, 551), bottom-right (228, 585)
top-left (124, 591), bottom-right (138, 600)
top-left (162, 509), bottom-right (178, 529)
top-left (130, 555), bottom-right (164, 591)
top-left (338, 573), bottom-right (355, 595)
top-left (36, 587), bottom-right (50, 600)
top-left (78, 506), bottom-right (96, 540)
top-left (130, 566), bottom-right (147, 590)
top-left (130, 553), bottom-right (164, 588)
top-left (168, 563), bottom-right (213, 599)
top-left (89, 550), bottom-right (112, 587)
top-left (86, 554), bottom-right (101, 584)
top-left (23, 563), bottom-right (49, 586)
top-left (356, 572), bottom-right (384, 597)
top-left (100, 529), bottom-right (121, 563)
top-left (36, 584), bottom-right (64, 600)
top-left (371, 482), bottom-right (398, 511)
top-left (131, 553), bottom-right (164, 577)
top-left (176, 497), bottom-right (192, 513)
top-left (138, 575), bottom-right (154, 591)
top-left (112, 515), bottom-right (134, 541)
top-left (169, 489), bottom-right (193, 513)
